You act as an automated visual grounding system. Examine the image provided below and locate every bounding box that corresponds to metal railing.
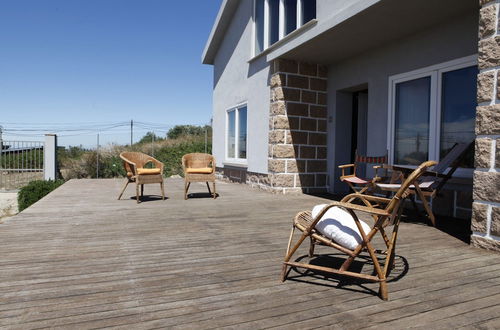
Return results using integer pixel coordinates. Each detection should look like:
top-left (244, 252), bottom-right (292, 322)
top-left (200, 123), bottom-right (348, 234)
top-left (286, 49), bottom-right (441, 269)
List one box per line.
top-left (0, 140), bottom-right (44, 190)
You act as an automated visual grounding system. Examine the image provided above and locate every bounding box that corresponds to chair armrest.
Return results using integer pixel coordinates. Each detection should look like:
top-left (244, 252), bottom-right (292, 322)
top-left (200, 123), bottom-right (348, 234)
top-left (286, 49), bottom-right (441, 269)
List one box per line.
top-left (313, 201), bottom-right (390, 223)
top-left (145, 157), bottom-right (164, 174)
top-left (338, 164), bottom-right (355, 178)
top-left (341, 193), bottom-right (391, 205)
top-left (122, 158), bottom-right (137, 174)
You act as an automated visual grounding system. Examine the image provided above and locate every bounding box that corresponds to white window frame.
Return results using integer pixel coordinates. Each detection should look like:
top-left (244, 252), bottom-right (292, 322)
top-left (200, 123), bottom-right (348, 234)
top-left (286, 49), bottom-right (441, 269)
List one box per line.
top-left (387, 54), bottom-right (477, 177)
top-left (225, 103), bottom-right (248, 164)
top-left (253, 0), bottom-right (311, 56)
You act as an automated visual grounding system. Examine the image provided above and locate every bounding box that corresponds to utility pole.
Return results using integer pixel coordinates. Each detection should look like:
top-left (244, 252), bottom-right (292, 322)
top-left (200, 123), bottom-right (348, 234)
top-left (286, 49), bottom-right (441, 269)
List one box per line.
top-left (152, 131), bottom-right (155, 157)
top-left (130, 120), bottom-right (133, 146)
top-left (205, 126), bottom-right (207, 154)
top-left (96, 133), bottom-right (100, 179)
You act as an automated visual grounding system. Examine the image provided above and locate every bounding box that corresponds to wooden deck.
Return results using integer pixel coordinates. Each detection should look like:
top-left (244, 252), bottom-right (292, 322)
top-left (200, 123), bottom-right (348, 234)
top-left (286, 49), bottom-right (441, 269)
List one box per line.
top-left (1, 178), bottom-right (499, 329)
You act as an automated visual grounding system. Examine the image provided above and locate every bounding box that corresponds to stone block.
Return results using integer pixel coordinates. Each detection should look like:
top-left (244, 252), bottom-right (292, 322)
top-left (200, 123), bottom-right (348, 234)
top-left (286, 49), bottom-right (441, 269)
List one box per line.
top-left (473, 171), bottom-right (500, 203)
top-left (287, 75), bottom-right (309, 89)
top-left (477, 71), bottom-right (494, 103)
top-left (299, 146), bottom-right (316, 159)
top-left (301, 90), bottom-right (317, 104)
top-left (300, 118), bottom-right (317, 131)
top-left (479, 4), bottom-right (497, 39)
top-left (287, 130), bottom-right (308, 145)
top-left (271, 173), bottom-right (295, 187)
top-left (317, 120), bottom-right (327, 132)
top-left (479, 36), bottom-right (500, 70)
top-left (471, 202), bottom-right (488, 233)
top-left (273, 115), bottom-right (299, 130)
top-left (273, 144), bottom-right (296, 158)
top-left (297, 174), bottom-right (315, 187)
top-left (287, 102), bottom-right (309, 116)
top-left (270, 101), bottom-right (286, 115)
top-left (315, 174), bottom-right (327, 186)
top-left (317, 147), bottom-right (327, 159)
top-left (270, 73), bottom-right (286, 88)
top-left (310, 78), bottom-right (327, 91)
top-left (269, 130), bottom-right (285, 144)
top-left (309, 132), bottom-right (327, 146)
top-left (491, 206), bottom-right (500, 236)
top-left (299, 62), bottom-right (318, 76)
top-left (317, 92), bottom-right (327, 105)
top-left (476, 105), bottom-right (500, 135)
top-left (309, 105), bottom-right (327, 118)
top-left (318, 65), bottom-right (328, 78)
top-left (286, 159), bottom-right (306, 173)
top-left (275, 58), bottom-right (298, 74)
top-left (272, 87), bottom-right (301, 102)
top-left (307, 160), bottom-right (327, 173)
top-left (471, 235), bottom-right (500, 252)
top-left (268, 159), bottom-right (286, 173)
top-left (475, 138), bottom-right (492, 168)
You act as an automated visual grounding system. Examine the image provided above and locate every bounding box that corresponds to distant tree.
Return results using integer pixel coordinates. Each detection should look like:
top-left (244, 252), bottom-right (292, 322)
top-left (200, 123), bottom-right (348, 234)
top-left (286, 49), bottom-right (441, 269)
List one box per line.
top-left (167, 125), bottom-right (212, 139)
top-left (138, 131), bottom-right (165, 144)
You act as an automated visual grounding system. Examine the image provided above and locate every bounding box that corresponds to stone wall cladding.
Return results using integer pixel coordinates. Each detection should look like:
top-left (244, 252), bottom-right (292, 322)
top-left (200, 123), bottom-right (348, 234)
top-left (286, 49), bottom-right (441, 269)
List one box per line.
top-left (268, 59), bottom-right (329, 194)
top-left (473, 0), bottom-right (500, 252)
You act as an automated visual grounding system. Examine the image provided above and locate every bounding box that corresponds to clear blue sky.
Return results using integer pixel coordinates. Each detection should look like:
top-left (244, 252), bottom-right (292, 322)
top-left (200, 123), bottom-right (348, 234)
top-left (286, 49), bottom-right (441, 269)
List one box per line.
top-left (0, 0), bottom-right (222, 147)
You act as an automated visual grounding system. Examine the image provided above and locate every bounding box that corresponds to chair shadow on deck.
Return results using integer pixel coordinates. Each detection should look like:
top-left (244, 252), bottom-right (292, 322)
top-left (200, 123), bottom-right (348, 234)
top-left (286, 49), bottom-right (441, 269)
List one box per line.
top-left (285, 253), bottom-right (409, 298)
top-left (186, 192), bottom-right (220, 199)
top-left (127, 195), bottom-right (169, 202)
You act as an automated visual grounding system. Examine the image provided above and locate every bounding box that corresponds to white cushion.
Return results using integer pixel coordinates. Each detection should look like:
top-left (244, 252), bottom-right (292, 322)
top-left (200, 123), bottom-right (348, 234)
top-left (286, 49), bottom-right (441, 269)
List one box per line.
top-left (311, 204), bottom-right (371, 250)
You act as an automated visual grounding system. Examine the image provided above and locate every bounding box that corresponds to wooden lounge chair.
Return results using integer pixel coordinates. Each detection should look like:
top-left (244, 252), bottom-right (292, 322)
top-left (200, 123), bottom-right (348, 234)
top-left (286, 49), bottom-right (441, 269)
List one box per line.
top-left (281, 160), bottom-right (437, 301)
top-left (117, 152), bottom-right (165, 203)
top-left (376, 142), bottom-right (473, 226)
top-left (182, 153), bottom-right (216, 200)
top-left (339, 151), bottom-right (388, 195)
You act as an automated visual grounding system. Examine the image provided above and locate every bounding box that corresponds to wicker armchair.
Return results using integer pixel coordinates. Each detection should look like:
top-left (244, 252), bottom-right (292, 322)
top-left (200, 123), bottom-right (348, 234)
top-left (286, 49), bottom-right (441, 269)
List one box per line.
top-left (117, 152), bottom-right (165, 203)
top-left (182, 153), bottom-right (216, 200)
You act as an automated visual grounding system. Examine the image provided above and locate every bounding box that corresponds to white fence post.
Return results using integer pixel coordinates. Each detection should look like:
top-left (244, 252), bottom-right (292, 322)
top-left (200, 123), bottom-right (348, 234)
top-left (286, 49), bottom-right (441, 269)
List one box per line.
top-left (44, 134), bottom-right (57, 181)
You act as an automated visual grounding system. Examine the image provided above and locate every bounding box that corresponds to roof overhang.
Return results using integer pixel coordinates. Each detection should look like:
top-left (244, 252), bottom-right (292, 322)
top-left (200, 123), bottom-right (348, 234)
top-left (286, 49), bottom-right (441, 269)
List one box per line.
top-left (266, 0), bottom-right (478, 65)
top-left (202, 0), bottom-right (240, 65)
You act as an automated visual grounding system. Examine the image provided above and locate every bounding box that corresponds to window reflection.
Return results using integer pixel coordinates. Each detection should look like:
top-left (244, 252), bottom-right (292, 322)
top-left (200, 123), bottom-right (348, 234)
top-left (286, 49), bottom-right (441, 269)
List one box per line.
top-left (227, 110), bottom-right (235, 158)
top-left (394, 77), bottom-right (431, 165)
top-left (440, 66), bottom-right (478, 168)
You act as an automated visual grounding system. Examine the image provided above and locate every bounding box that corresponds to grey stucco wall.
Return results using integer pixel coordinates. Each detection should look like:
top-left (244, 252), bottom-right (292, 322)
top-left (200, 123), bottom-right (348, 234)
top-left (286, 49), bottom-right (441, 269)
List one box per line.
top-left (212, 0), bottom-right (270, 174)
top-left (326, 12), bottom-right (479, 192)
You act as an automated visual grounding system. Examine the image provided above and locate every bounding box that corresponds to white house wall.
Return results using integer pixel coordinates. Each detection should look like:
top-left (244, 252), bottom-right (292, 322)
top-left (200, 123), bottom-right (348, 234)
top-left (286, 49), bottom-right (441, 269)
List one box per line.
top-left (212, 0), bottom-right (270, 174)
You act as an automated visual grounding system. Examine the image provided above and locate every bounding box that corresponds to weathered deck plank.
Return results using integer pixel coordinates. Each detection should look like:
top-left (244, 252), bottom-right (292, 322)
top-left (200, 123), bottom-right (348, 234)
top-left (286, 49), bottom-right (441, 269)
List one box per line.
top-left (0, 178), bottom-right (499, 329)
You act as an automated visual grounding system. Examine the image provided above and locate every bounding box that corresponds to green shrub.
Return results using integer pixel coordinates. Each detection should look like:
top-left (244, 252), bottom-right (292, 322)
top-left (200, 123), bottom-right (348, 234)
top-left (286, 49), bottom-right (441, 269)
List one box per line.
top-left (18, 180), bottom-right (64, 211)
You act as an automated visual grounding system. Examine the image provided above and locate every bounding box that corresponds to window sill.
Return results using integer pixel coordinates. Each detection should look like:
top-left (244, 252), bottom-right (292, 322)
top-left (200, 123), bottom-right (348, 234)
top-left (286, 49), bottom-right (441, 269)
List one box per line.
top-left (248, 19), bottom-right (318, 64)
top-left (223, 161), bottom-right (248, 168)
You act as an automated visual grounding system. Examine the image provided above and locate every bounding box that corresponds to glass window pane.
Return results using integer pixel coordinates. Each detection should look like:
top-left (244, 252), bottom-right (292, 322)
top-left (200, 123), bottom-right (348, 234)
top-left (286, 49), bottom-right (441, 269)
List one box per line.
top-left (302, 0), bottom-right (316, 25)
top-left (285, 0), bottom-right (297, 35)
top-left (269, 0), bottom-right (279, 45)
top-left (394, 77), bottom-right (431, 165)
top-left (227, 110), bottom-right (235, 158)
top-left (238, 107), bottom-right (247, 159)
top-left (255, 0), bottom-right (264, 53)
top-left (440, 66), bottom-right (478, 168)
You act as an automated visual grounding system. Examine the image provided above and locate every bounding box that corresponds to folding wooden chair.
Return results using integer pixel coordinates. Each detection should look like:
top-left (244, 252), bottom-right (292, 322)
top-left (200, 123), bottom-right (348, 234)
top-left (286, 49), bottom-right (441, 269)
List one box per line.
top-left (376, 142), bottom-right (473, 226)
top-left (339, 151), bottom-right (388, 195)
top-left (281, 160), bottom-right (437, 300)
